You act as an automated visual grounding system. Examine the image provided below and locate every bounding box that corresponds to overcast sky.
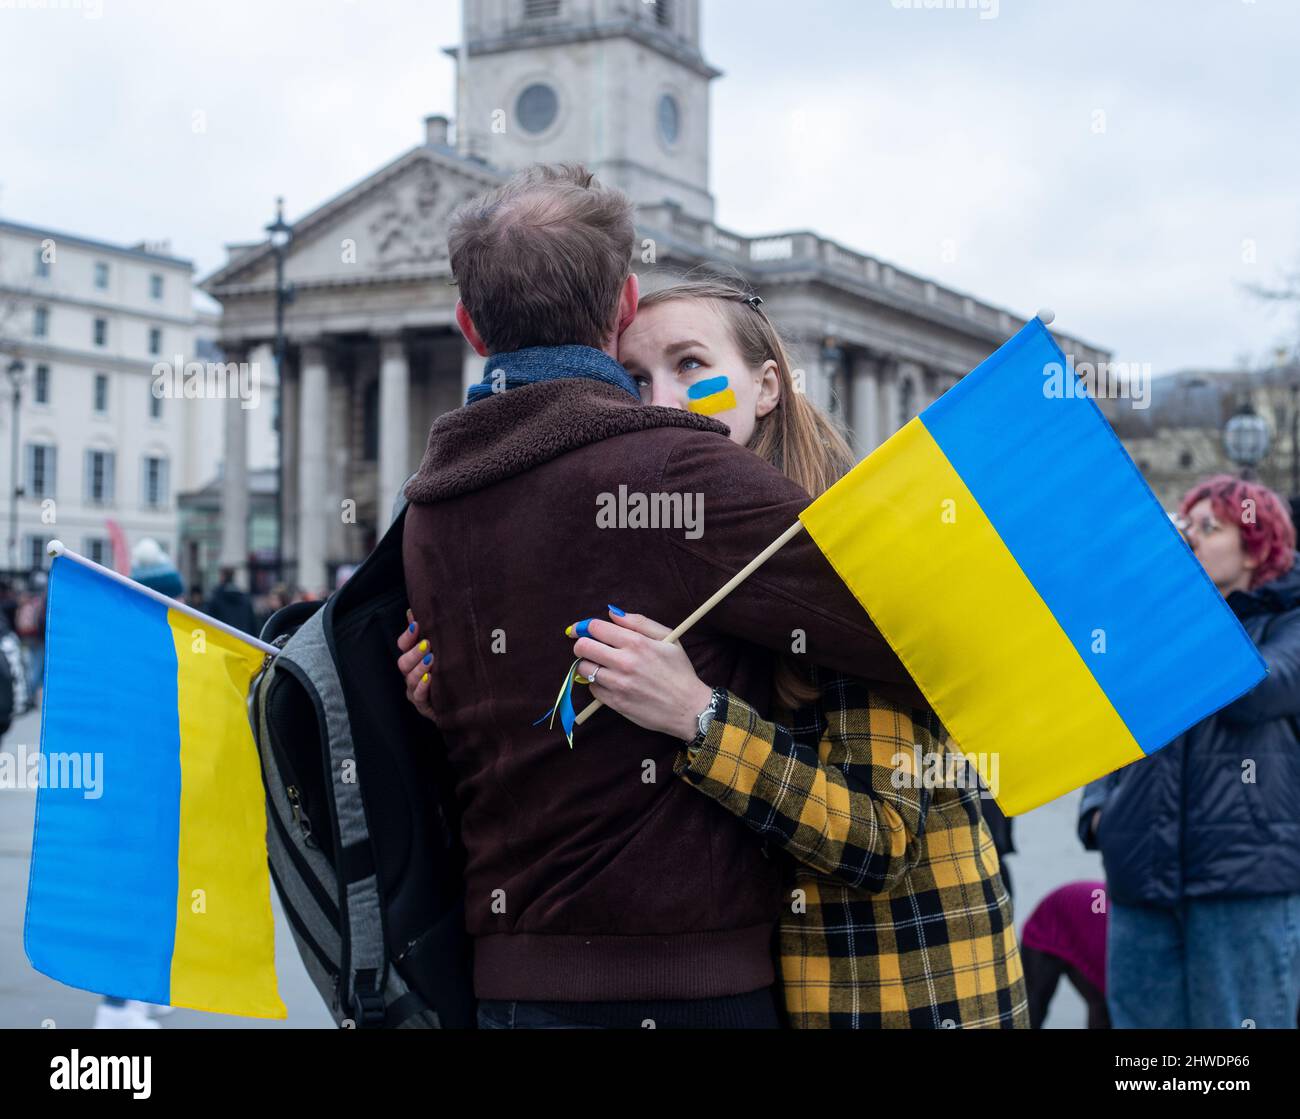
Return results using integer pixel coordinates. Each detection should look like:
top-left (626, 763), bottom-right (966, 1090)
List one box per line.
top-left (3, 0), bottom-right (1298, 375)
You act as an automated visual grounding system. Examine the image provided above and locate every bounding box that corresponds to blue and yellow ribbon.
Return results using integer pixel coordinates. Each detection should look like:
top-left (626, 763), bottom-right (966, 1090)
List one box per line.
top-left (534, 658), bottom-right (581, 748)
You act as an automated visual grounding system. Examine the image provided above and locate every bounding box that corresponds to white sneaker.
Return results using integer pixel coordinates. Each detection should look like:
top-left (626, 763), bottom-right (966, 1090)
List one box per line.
top-left (93, 1001), bottom-right (161, 1029)
top-left (128, 999), bottom-right (175, 1018)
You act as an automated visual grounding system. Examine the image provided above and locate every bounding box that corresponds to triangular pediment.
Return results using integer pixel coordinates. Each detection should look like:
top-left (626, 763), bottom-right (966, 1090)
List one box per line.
top-left (202, 146), bottom-right (502, 295)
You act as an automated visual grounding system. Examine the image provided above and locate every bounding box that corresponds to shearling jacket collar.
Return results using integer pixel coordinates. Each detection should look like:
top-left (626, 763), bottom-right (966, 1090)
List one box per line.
top-left (405, 378), bottom-right (730, 504)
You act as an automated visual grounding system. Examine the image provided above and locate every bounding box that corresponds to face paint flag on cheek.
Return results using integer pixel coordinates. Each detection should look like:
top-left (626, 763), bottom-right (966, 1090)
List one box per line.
top-left (687, 375), bottom-right (737, 416)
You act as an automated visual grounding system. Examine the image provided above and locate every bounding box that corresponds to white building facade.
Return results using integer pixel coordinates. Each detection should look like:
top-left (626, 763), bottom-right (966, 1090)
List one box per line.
top-left (202, 0), bottom-right (1111, 595)
top-left (0, 221), bottom-right (204, 578)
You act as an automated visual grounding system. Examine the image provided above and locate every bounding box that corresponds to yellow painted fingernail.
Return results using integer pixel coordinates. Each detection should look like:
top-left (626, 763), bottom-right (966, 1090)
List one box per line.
top-left (419, 639), bottom-right (429, 652)
top-left (421, 672), bottom-right (429, 684)
top-left (565, 625), bottom-right (576, 638)
top-left (575, 674), bottom-right (590, 685)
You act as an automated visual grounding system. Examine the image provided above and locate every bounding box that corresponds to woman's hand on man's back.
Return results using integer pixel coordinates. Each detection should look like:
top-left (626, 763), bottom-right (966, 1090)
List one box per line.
top-left (397, 608), bottom-right (437, 722)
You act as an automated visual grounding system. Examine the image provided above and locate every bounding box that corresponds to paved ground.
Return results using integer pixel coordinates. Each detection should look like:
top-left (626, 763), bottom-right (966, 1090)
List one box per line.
top-left (0, 705), bottom-right (1101, 1029)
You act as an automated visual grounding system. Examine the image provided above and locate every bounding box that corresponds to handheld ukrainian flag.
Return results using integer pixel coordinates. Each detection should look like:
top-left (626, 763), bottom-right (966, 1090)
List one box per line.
top-left (24, 544), bottom-right (285, 1018)
top-left (799, 314), bottom-right (1267, 815)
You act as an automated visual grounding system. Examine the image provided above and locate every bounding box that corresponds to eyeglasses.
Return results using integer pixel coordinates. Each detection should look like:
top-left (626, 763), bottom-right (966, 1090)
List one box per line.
top-left (1178, 514), bottom-right (1222, 540)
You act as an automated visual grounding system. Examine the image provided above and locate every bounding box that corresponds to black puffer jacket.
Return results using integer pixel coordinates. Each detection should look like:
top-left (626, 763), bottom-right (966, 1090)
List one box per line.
top-left (1079, 555), bottom-right (1300, 907)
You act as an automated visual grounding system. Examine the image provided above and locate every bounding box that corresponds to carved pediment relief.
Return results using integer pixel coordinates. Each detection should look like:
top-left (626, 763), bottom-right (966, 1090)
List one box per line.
top-left (368, 160), bottom-right (470, 270)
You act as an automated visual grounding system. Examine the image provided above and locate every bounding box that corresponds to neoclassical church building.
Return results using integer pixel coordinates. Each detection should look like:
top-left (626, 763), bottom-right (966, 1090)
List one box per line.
top-left (201, 0), bottom-right (1109, 594)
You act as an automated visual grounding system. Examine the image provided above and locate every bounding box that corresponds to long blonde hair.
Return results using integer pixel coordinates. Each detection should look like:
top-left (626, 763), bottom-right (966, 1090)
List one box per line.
top-left (638, 279), bottom-right (856, 709)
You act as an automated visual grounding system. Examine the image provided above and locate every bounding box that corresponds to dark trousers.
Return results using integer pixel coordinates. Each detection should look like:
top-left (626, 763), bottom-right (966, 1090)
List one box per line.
top-left (477, 987), bottom-right (782, 1029)
top-left (1021, 945), bottom-right (1110, 1029)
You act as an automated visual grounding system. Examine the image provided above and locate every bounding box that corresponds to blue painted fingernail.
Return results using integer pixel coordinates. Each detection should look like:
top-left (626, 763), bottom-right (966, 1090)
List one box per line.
top-left (423, 653), bottom-right (432, 665)
top-left (564, 619), bottom-right (593, 639)
top-left (607, 605), bottom-right (626, 617)
top-left (408, 622), bottom-right (416, 633)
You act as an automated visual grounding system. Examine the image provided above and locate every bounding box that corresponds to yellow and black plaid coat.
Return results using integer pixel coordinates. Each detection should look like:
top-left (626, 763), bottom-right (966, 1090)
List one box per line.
top-left (674, 669), bottom-right (1029, 1029)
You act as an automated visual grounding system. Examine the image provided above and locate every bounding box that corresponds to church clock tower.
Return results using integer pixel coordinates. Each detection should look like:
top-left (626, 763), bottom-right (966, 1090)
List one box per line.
top-left (453, 0), bottom-right (720, 221)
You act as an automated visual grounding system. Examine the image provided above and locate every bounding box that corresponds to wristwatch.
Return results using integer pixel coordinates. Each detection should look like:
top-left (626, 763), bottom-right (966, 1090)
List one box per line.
top-left (687, 687), bottom-right (723, 749)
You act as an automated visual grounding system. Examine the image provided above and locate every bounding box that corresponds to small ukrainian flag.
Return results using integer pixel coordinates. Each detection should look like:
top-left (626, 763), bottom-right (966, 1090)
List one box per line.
top-left (24, 544), bottom-right (285, 1018)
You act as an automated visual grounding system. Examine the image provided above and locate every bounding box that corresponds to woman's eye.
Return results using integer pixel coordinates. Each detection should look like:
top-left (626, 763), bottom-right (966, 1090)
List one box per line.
top-left (680, 357), bottom-right (703, 373)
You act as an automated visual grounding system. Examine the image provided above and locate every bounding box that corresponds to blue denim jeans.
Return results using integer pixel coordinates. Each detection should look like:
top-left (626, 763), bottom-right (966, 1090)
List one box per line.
top-left (1107, 894), bottom-right (1300, 1028)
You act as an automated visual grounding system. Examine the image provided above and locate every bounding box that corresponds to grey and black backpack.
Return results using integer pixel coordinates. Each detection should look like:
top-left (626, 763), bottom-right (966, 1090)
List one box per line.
top-left (251, 504), bottom-right (475, 1028)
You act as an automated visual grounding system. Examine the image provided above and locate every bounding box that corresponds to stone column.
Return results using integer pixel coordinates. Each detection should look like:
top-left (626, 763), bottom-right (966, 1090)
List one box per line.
top-left (219, 344), bottom-right (249, 575)
top-left (849, 352), bottom-right (880, 457)
top-left (881, 362), bottom-right (902, 441)
top-left (297, 342), bottom-right (329, 594)
top-left (378, 334), bottom-right (410, 524)
top-left (279, 357), bottom-right (299, 573)
top-left (805, 339), bottom-right (835, 415)
top-left (897, 360), bottom-right (925, 424)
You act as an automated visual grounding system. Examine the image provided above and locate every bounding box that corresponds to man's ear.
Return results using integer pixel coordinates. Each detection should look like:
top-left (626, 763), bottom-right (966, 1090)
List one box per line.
top-left (455, 300), bottom-right (490, 358)
top-left (615, 273), bottom-right (640, 337)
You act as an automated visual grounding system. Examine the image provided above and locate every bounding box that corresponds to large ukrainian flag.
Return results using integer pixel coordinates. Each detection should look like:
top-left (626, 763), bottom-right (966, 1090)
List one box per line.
top-left (800, 317), bottom-right (1266, 816)
top-left (24, 547), bottom-right (285, 1018)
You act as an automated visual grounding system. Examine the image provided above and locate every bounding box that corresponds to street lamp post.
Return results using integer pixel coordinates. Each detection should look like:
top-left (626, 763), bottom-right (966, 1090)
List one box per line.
top-left (6, 358), bottom-right (25, 574)
top-left (1223, 400), bottom-right (1271, 481)
top-left (1289, 381), bottom-right (1299, 499)
top-left (265, 197), bottom-right (294, 587)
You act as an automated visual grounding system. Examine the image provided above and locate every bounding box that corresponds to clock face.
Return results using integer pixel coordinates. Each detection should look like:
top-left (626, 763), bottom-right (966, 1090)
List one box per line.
top-left (658, 93), bottom-right (681, 146)
top-left (516, 83), bottom-right (559, 135)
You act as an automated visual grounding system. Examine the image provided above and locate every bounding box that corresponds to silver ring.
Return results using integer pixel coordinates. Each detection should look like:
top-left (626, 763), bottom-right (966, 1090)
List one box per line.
top-left (587, 666), bottom-right (600, 686)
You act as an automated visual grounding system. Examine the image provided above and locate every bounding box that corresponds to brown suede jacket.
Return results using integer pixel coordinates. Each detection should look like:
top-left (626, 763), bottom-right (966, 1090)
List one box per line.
top-left (403, 376), bottom-right (922, 1002)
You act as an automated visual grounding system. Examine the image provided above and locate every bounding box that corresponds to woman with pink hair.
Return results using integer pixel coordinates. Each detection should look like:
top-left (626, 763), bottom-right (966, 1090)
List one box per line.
top-left (1079, 475), bottom-right (1300, 1029)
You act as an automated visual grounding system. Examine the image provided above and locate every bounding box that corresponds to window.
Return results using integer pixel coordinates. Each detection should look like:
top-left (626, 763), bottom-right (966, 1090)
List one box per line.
top-left (25, 535), bottom-right (49, 572)
top-left (93, 372), bottom-right (109, 414)
top-left (34, 364), bottom-right (50, 404)
top-left (516, 83), bottom-right (559, 134)
top-left (150, 273), bottom-right (164, 300)
top-left (652, 0), bottom-right (673, 27)
top-left (658, 93), bottom-right (681, 145)
top-left (524, 0), bottom-right (561, 17)
top-left (34, 248), bottom-right (49, 278)
top-left (84, 537), bottom-right (110, 566)
top-left (33, 306), bottom-right (48, 337)
top-left (25, 444), bottom-right (57, 500)
top-left (142, 455), bottom-right (169, 508)
top-left (149, 387), bottom-right (163, 420)
top-left (149, 327), bottom-right (162, 355)
top-left (93, 317), bottom-right (108, 347)
top-left (94, 261), bottom-right (109, 289)
top-left (84, 450), bottom-right (116, 505)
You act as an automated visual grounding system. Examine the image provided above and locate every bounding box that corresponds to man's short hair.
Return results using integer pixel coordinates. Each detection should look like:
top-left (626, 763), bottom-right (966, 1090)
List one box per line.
top-left (448, 163), bottom-right (635, 354)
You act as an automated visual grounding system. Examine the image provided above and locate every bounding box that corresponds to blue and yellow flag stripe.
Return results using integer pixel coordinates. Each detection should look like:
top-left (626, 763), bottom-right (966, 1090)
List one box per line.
top-left (687, 375), bottom-right (737, 416)
top-left (800, 318), bottom-right (1266, 815)
top-left (24, 555), bottom-right (285, 1018)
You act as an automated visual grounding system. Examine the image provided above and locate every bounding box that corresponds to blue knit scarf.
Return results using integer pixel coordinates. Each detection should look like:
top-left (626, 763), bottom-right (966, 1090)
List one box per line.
top-left (465, 344), bottom-right (640, 405)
